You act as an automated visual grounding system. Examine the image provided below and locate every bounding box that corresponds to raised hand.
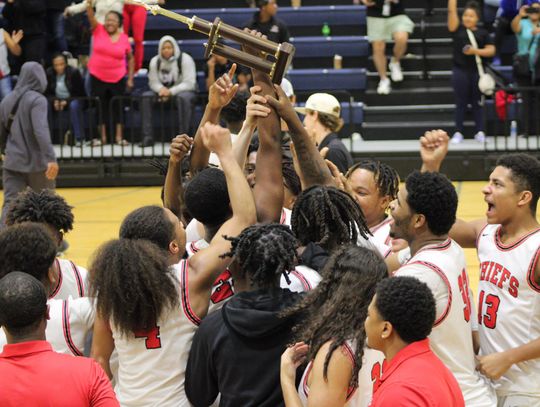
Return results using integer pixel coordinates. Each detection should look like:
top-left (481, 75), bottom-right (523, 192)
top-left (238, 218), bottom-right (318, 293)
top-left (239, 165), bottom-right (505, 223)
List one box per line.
top-left (208, 63), bottom-right (239, 109)
top-left (280, 342), bottom-right (309, 385)
top-left (265, 83), bottom-right (298, 124)
top-left (169, 134), bottom-right (193, 164)
top-left (420, 129), bottom-right (449, 172)
top-left (199, 122), bottom-right (232, 157)
top-left (245, 85), bottom-right (271, 127)
top-left (11, 30), bottom-right (23, 44)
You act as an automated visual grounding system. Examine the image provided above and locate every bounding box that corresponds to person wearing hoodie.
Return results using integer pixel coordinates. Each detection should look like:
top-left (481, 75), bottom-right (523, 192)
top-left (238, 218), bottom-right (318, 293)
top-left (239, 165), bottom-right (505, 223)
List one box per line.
top-left (0, 61), bottom-right (58, 226)
top-left (141, 35), bottom-right (197, 147)
top-left (185, 223), bottom-right (303, 407)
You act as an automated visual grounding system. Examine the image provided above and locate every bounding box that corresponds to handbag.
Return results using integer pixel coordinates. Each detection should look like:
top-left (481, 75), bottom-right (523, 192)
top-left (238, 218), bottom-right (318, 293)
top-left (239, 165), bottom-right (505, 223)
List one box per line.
top-left (513, 35), bottom-right (536, 78)
top-left (466, 29), bottom-right (496, 96)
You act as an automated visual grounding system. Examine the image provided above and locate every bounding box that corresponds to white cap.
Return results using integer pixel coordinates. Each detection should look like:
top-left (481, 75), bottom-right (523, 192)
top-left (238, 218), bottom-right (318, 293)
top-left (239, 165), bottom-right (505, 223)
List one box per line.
top-left (280, 78), bottom-right (294, 98)
top-left (294, 93), bottom-right (341, 118)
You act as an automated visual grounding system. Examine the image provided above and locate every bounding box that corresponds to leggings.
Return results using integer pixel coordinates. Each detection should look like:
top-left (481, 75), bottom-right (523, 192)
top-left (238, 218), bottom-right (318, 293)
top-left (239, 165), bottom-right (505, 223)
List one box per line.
top-left (90, 74), bottom-right (125, 128)
top-left (123, 4), bottom-right (147, 72)
top-left (451, 65), bottom-right (484, 135)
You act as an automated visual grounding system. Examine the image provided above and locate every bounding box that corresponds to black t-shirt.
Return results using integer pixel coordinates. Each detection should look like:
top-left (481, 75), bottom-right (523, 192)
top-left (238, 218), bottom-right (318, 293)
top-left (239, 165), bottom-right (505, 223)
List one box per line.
top-left (245, 13), bottom-right (290, 43)
top-left (318, 133), bottom-right (353, 174)
top-left (452, 26), bottom-right (493, 71)
top-left (366, 0), bottom-right (406, 18)
top-left (203, 61), bottom-right (232, 80)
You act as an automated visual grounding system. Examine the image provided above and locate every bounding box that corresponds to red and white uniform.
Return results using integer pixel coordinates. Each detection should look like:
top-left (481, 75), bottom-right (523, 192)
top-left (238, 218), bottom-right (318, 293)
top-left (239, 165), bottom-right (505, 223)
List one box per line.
top-left (369, 217), bottom-right (393, 258)
top-left (112, 260), bottom-right (199, 407)
top-left (0, 297), bottom-right (94, 356)
top-left (298, 340), bottom-right (385, 407)
top-left (49, 258), bottom-right (88, 300)
top-left (396, 238), bottom-right (496, 406)
top-left (477, 225), bottom-right (540, 399)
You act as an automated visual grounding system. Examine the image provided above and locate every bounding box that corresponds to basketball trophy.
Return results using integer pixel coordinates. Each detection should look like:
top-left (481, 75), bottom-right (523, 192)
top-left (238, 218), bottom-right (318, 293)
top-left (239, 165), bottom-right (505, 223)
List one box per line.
top-left (129, 0), bottom-right (295, 83)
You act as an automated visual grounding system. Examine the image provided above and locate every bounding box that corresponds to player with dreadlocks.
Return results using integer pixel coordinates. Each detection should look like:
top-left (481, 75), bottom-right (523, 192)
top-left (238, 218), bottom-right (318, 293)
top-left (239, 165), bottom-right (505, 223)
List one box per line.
top-left (280, 245), bottom-right (388, 407)
top-left (4, 188), bottom-right (87, 299)
top-left (185, 223), bottom-right (305, 407)
top-left (345, 160), bottom-right (401, 257)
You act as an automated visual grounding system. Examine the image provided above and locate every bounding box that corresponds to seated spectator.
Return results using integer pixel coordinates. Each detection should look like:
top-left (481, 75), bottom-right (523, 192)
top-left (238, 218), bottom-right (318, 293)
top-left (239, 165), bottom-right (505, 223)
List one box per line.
top-left (365, 276), bottom-right (465, 406)
top-left (141, 35), bottom-right (197, 147)
top-left (448, 0), bottom-right (495, 144)
top-left (46, 52), bottom-right (86, 146)
top-left (86, 3), bottom-right (133, 146)
top-left (0, 272), bottom-right (118, 406)
top-left (245, 0), bottom-right (290, 44)
top-left (295, 93), bottom-right (352, 173)
top-left (0, 28), bottom-right (23, 100)
top-left (362, 0), bottom-right (414, 94)
top-left (512, 1), bottom-right (540, 135)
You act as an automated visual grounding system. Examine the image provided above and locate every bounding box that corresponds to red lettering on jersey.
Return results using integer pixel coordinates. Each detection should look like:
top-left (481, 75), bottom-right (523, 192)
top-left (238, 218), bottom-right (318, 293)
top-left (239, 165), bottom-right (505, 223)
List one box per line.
top-left (479, 261), bottom-right (519, 297)
top-left (134, 323), bottom-right (162, 349)
top-left (490, 263), bottom-right (503, 286)
top-left (498, 268), bottom-right (511, 289)
top-left (211, 270), bottom-right (234, 304)
top-left (509, 276), bottom-right (519, 298)
top-left (485, 261), bottom-right (495, 282)
top-left (480, 262), bottom-right (489, 280)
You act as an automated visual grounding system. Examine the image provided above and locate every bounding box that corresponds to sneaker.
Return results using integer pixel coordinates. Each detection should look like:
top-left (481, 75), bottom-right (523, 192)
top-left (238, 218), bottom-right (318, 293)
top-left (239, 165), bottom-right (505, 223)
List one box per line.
top-left (451, 132), bottom-right (464, 144)
top-left (74, 140), bottom-right (83, 147)
top-left (474, 131), bottom-right (486, 143)
top-left (389, 58), bottom-right (403, 82)
top-left (377, 78), bottom-right (391, 95)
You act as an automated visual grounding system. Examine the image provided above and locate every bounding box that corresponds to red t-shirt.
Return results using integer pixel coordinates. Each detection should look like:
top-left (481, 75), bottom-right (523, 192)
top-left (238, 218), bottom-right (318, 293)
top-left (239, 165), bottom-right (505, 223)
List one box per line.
top-left (0, 340), bottom-right (119, 407)
top-left (370, 339), bottom-right (465, 407)
top-left (88, 24), bottom-right (131, 83)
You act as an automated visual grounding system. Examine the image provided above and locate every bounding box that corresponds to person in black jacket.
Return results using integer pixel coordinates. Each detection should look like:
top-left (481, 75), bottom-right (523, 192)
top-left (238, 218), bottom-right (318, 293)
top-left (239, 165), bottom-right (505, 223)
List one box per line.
top-left (46, 52), bottom-right (86, 145)
top-left (185, 223), bottom-right (302, 407)
top-left (244, 0), bottom-right (289, 44)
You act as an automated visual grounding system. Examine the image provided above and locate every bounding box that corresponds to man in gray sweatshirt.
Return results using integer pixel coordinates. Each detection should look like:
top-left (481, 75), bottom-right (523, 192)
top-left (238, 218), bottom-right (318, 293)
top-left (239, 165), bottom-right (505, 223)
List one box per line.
top-left (0, 61), bottom-right (58, 226)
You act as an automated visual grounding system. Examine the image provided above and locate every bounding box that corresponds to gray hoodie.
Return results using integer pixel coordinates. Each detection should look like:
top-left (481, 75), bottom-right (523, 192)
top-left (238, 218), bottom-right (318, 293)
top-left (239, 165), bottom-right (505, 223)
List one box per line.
top-left (148, 35), bottom-right (197, 96)
top-left (0, 62), bottom-right (56, 173)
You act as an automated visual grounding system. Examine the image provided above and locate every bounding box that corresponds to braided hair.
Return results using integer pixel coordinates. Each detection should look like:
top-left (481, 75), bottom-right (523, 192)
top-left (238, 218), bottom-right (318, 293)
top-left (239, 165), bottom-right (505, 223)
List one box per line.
top-left (283, 245), bottom-right (388, 387)
top-left (291, 185), bottom-right (369, 252)
top-left (346, 160), bottom-right (400, 201)
top-left (221, 223), bottom-right (298, 289)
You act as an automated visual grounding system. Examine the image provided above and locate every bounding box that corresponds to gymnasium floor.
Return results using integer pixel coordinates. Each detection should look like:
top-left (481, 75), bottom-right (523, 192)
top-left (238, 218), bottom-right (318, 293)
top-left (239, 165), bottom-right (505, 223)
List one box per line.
top-left (3, 181), bottom-right (537, 295)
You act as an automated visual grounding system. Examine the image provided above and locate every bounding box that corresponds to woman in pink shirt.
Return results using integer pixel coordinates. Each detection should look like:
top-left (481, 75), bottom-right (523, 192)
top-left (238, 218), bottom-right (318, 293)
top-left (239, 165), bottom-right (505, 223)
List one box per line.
top-left (86, 0), bottom-right (133, 145)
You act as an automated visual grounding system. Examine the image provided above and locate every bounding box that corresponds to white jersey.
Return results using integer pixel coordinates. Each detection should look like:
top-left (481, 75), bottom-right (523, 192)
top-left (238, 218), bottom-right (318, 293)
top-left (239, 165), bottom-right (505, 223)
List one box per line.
top-left (49, 258), bottom-right (88, 300)
top-left (369, 217), bottom-right (393, 258)
top-left (477, 224), bottom-right (540, 398)
top-left (396, 238), bottom-right (496, 406)
top-left (298, 340), bottom-right (385, 407)
top-left (112, 260), bottom-right (199, 407)
top-left (0, 297), bottom-right (94, 356)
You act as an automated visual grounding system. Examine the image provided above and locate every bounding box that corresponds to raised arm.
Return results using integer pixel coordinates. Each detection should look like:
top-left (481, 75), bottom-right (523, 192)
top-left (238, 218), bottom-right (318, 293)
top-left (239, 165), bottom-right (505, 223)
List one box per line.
top-left (3, 30), bottom-right (23, 56)
top-left (163, 134), bottom-right (193, 219)
top-left (187, 123), bottom-right (256, 318)
top-left (447, 0), bottom-right (460, 32)
top-left (86, 0), bottom-right (98, 31)
top-left (512, 6), bottom-right (528, 33)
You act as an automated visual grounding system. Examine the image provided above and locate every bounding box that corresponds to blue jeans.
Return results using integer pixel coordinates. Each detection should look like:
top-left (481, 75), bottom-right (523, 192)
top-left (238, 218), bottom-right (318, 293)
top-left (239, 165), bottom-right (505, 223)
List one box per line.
top-left (47, 10), bottom-right (68, 52)
top-left (0, 76), bottom-right (13, 100)
top-left (69, 99), bottom-right (84, 141)
top-left (451, 66), bottom-right (484, 134)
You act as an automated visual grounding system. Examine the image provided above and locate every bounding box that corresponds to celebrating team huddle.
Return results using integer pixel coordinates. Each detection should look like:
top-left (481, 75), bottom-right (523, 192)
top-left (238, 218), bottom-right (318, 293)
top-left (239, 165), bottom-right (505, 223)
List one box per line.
top-left (0, 60), bottom-right (539, 407)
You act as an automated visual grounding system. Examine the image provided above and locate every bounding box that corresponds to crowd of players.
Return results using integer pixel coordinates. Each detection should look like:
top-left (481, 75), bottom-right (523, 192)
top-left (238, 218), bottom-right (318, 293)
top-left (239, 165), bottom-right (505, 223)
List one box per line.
top-left (0, 57), bottom-right (539, 407)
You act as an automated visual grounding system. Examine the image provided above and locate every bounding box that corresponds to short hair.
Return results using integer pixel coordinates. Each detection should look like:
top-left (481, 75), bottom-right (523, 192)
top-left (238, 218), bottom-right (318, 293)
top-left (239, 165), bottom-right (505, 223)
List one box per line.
top-left (106, 10), bottom-right (123, 26)
top-left (497, 153), bottom-right (540, 214)
top-left (184, 167), bottom-right (231, 226)
top-left (5, 188), bottom-right (74, 232)
top-left (291, 185), bottom-right (370, 252)
top-left (120, 206), bottom-right (175, 251)
top-left (220, 91), bottom-right (248, 125)
top-left (309, 110), bottom-right (344, 133)
top-left (0, 223), bottom-right (57, 282)
top-left (464, 1), bottom-right (481, 18)
top-left (346, 160), bottom-right (400, 201)
top-left (405, 171), bottom-right (457, 236)
top-left (0, 272), bottom-right (48, 337)
top-left (221, 223), bottom-right (298, 288)
top-left (52, 52), bottom-right (67, 63)
top-left (256, 0), bottom-right (269, 7)
top-left (375, 276), bottom-right (435, 343)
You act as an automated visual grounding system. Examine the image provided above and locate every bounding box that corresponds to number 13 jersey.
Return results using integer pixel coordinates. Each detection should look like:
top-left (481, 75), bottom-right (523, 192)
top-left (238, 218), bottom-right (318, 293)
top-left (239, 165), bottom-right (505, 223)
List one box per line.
top-left (476, 224), bottom-right (540, 397)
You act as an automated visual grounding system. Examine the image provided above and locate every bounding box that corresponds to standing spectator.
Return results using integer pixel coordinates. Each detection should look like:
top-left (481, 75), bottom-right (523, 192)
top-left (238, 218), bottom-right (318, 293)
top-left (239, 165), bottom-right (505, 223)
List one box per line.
top-left (0, 272), bottom-right (119, 407)
top-left (46, 0), bottom-right (68, 54)
top-left (46, 52), bottom-right (86, 146)
top-left (362, 0), bottom-right (414, 95)
top-left (86, 1), bottom-right (133, 145)
top-left (245, 0), bottom-right (290, 44)
top-left (0, 28), bottom-right (23, 100)
top-left (448, 0), bottom-right (495, 143)
top-left (2, 0), bottom-right (47, 65)
top-left (512, 1), bottom-right (540, 135)
top-left (493, 0), bottom-right (522, 63)
top-left (122, 0), bottom-right (150, 72)
top-left (0, 62), bottom-right (58, 226)
top-left (295, 93), bottom-right (352, 173)
top-left (141, 35), bottom-right (197, 147)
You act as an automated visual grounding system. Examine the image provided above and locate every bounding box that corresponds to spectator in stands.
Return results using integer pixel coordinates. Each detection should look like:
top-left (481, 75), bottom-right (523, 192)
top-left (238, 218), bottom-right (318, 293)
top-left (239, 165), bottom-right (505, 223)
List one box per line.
top-left (2, 0), bottom-right (47, 65)
top-left (65, 0), bottom-right (123, 24)
top-left (448, 0), bottom-right (495, 144)
top-left (46, 0), bottom-right (68, 54)
top-left (123, 0), bottom-right (150, 73)
top-left (0, 272), bottom-right (119, 406)
top-left (46, 52), bottom-right (86, 146)
top-left (245, 0), bottom-right (290, 44)
top-left (141, 35), bottom-right (197, 147)
top-left (295, 93), bottom-right (352, 173)
top-left (362, 0), bottom-right (414, 95)
top-left (0, 28), bottom-right (23, 100)
top-left (512, 1), bottom-right (540, 135)
top-left (86, 1), bottom-right (134, 146)
top-left (204, 54), bottom-right (232, 91)
top-left (492, 0), bottom-right (521, 64)
top-left (0, 62), bottom-right (58, 227)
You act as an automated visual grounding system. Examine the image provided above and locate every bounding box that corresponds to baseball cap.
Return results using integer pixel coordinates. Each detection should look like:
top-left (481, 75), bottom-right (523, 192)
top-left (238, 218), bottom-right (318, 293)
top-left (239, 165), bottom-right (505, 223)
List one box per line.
top-left (294, 93), bottom-right (341, 118)
top-left (280, 78), bottom-right (294, 98)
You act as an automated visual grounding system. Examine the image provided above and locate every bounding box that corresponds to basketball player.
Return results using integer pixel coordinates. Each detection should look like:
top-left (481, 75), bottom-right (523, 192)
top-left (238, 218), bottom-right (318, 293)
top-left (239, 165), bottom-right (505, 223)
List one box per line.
top-left (90, 122), bottom-right (256, 406)
top-left (421, 131), bottom-right (540, 405)
top-left (0, 223), bottom-right (94, 356)
top-left (5, 188), bottom-right (87, 299)
top-left (390, 171), bottom-right (496, 405)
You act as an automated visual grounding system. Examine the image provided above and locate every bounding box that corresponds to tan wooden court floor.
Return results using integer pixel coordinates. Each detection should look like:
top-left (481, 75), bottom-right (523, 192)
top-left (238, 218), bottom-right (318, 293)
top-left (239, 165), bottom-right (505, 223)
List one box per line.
top-left (2, 181), bottom-right (539, 296)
